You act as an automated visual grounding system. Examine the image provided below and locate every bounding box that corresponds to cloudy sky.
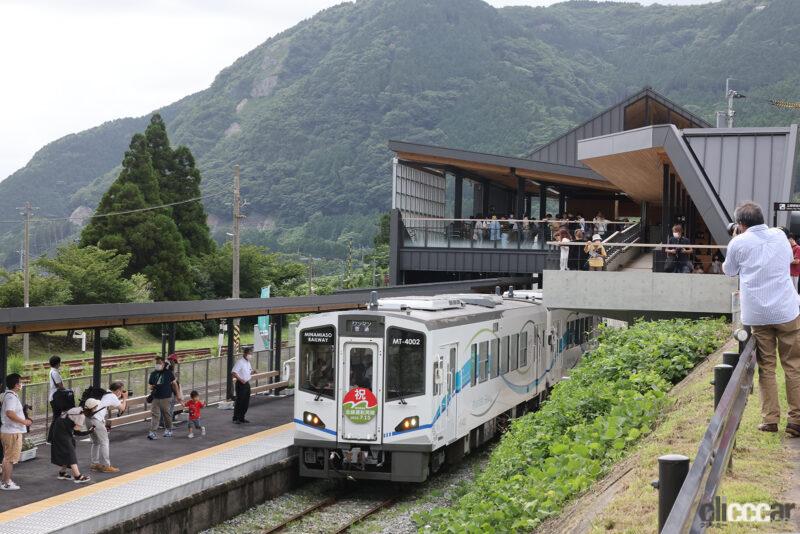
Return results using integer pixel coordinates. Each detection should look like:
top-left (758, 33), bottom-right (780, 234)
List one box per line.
top-left (0, 0), bottom-right (719, 181)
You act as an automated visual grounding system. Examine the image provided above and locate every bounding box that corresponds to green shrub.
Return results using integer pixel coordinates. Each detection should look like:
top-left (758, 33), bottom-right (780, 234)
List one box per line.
top-left (415, 318), bottom-right (727, 533)
top-left (101, 328), bottom-right (133, 349)
top-left (7, 355), bottom-right (24, 377)
top-left (145, 321), bottom-right (206, 340)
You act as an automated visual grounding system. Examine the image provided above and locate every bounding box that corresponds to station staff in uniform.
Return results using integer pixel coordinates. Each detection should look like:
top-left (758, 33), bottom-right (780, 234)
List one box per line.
top-left (231, 347), bottom-right (254, 424)
top-left (723, 201), bottom-right (800, 436)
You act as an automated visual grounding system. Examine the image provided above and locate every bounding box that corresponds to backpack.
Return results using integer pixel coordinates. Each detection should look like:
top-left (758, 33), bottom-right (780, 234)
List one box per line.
top-left (52, 389), bottom-right (76, 413)
top-left (51, 372), bottom-right (76, 413)
top-left (79, 386), bottom-right (107, 407)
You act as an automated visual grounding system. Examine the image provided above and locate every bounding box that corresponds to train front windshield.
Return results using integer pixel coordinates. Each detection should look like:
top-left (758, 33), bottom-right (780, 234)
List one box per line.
top-left (299, 326), bottom-right (336, 398)
top-left (385, 327), bottom-right (425, 401)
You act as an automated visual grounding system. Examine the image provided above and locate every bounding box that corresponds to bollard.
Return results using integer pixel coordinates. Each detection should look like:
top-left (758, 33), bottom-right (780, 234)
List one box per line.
top-left (714, 364), bottom-right (734, 409)
top-left (495, 285), bottom-right (501, 296)
top-left (508, 285), bottom-right (515, 298)
top-left (722, 351), bottom-right (740, 368)
top-left (655, 454), bottom-right (690, 532)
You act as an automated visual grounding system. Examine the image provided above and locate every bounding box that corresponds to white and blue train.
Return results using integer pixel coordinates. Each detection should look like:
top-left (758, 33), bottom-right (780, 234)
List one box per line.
top-left (293, 291), bottom-right (598, 482)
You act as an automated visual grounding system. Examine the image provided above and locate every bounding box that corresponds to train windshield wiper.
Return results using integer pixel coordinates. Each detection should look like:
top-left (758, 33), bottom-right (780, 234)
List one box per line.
top-left (397, 383), bottom-right (408, 405)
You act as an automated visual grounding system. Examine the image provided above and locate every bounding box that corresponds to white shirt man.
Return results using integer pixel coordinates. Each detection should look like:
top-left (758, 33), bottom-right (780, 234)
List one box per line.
top-left (2, 375), bottom-right (31, 491)
top-left (48, 366), bottom-right (63, 403)
top-left (231, 350), bottom-right (254, 424)
top-left (722, 202), bottom-right (800, 436)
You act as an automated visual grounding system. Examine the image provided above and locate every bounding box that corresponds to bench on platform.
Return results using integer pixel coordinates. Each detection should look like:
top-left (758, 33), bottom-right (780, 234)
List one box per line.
top-left (107, 370), bottom-right (286, 428)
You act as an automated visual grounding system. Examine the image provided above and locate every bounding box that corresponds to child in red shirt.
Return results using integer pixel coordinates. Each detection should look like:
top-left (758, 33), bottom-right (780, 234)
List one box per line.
top-left (184, 390), bottom-right (205, 438)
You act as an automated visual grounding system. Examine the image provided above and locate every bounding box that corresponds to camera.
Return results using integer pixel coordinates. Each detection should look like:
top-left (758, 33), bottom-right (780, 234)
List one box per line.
top-left (727, 222), bottom-right (739, 236)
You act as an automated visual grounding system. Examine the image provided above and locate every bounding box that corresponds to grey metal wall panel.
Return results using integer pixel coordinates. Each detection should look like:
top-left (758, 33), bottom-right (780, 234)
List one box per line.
top-left (684, 128), bottom-right (796, 230)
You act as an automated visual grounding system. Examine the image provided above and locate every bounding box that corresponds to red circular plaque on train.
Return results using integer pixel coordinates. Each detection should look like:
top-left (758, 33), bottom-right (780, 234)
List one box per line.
top-left (342, 387), bottom-right (378, 423)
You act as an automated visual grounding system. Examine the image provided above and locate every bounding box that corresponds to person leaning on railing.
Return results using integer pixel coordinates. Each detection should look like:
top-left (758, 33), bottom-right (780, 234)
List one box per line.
top-left (585, 234), bottom-right (607, 271)
top-left (723, 201), bottom-right (800, 437)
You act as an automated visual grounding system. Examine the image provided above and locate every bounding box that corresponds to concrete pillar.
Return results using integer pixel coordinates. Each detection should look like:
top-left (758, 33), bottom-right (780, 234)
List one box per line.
top-left (226, 318), bottom-right (235, 400)
top-left (93, 327), bottom-right (102, 388)
top-left (481, 179), bottom-right (490, 215)
top-left (389, 209), bottom-right (401, 285)
top-left (168, 323), bottom-right (176, 355)
top-left (661, 164), bottom-right (670, 238)
top-left (515, 171), bottom-right (525, 218)
top-left (454, 172), bottom-right (463, 220)
top-left (274, 316), bottom-right (283, 395)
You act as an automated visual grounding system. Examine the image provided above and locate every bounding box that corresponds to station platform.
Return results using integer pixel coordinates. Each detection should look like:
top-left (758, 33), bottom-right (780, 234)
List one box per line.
top-left (0, 395), bottom-right (295, 534)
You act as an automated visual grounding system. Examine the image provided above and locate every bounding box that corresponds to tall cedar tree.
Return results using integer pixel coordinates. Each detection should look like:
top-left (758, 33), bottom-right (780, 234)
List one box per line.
top-left (80, 127), bottom-right (196, 301)
top-left (145, 115), bottom-right (214, 255)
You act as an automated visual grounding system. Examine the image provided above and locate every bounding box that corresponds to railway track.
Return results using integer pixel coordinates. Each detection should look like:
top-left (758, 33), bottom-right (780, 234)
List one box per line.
top-left (263, 489), bottom-right (397, 534)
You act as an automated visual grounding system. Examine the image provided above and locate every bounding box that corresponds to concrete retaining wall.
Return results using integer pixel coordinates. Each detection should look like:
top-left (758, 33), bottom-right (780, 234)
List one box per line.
top-left (97, 455), bottom-right (300, 534)
top-left (543, 270), bottom-right (738, 322)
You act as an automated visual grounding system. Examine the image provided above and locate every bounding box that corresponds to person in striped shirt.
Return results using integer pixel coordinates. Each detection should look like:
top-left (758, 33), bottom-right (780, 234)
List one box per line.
top-left (723, 201), bottom-right (800, 437)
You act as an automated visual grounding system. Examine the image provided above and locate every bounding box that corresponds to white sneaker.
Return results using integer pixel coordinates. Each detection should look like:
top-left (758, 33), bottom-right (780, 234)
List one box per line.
top-left (188, 433), bottom-right (194, 439)
top-left (1, 482), bottom-right (20, 491)
top-left (201, 427), bottom-right (206, 436)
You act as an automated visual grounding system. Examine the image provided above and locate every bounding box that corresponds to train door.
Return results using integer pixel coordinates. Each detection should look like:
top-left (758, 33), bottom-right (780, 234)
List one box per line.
top-left (339, 341), bottom-right (382, 442)
top-left (440, 343), bottom-right (458, 441)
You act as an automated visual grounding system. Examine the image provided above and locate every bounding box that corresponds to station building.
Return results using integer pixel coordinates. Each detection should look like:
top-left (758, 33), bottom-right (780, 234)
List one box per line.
top-left (387, 87), bottom-right (800, 286)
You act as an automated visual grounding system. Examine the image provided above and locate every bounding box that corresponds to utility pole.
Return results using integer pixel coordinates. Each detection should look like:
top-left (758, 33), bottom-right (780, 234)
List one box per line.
top-left (724, 77), bottom-right (746, 128)
top-left (232, 165), bottom-right (241, 353)
top-left (307, 258), bottom-right (313, 296)
top-left (232, 165), bottom-right (241, 301)
top-left (17, 202), bottom-right (37, 359)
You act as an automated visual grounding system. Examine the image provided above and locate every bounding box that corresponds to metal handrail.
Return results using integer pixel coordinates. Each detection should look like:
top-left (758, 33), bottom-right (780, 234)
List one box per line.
top-left (604, 222), bottom-right (642, 267)
top-left (661, 338), bottom-right (757, 533)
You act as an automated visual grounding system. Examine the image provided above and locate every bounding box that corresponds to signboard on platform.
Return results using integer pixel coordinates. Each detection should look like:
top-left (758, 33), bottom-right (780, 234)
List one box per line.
top-left (256, 286), bottom-right (271, 351)
top-left (774, 202), bottom-right (800, 211)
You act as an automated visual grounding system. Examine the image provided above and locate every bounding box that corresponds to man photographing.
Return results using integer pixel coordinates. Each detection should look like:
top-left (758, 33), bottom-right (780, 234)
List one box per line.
top-left (723, 201), bottom-right (800, 436)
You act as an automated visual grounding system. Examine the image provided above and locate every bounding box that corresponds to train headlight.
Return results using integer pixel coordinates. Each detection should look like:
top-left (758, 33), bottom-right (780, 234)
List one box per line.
top-left (395, 416), bottom-right (420, 433)
top-left (303, 411), bottom-right (326, 429)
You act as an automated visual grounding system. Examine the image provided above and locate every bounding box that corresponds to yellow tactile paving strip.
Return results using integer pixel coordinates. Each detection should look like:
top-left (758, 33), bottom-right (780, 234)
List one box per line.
top-left (0, 422), bottom-right (293, 524)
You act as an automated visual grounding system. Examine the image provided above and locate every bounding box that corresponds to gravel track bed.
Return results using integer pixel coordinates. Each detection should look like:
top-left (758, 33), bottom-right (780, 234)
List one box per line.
top-left (204, 446), bottom-right (493, 534)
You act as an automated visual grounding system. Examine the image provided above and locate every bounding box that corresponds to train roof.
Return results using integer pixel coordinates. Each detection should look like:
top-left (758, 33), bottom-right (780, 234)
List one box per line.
top-left (300, 292), bottom-right (545, 331)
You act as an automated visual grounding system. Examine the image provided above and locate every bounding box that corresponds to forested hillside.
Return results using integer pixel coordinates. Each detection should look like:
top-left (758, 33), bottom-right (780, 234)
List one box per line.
top-left (1, 0), bottom-right (798, 265)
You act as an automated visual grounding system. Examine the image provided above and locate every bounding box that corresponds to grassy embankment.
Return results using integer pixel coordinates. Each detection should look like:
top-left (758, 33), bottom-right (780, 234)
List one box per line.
top-left (579, 342), bottom-right (793, 534)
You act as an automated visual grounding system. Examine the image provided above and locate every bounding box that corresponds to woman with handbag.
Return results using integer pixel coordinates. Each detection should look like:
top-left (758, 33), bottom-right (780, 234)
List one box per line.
top-left (585, 234), bottom-right (607, 271)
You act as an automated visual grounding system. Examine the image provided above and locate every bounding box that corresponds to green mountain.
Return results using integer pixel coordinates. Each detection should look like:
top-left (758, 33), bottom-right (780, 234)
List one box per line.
top-left (2, 0), bottom-right (799, 266)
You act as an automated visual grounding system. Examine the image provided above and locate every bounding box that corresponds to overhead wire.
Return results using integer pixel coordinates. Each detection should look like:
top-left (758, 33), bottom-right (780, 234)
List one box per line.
top-left (0, 189), bottom-right (231, 225)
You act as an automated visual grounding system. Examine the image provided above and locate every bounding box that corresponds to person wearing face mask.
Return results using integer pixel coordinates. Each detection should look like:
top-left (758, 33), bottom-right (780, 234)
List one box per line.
top-left (231, 347), bottom-right (255, 424)
top-left (147, 356), bottom-right (183, 440)
top-left (664, 224), bottom-right (693, 273)
top-left (1, 374), bottom-right (32, 491)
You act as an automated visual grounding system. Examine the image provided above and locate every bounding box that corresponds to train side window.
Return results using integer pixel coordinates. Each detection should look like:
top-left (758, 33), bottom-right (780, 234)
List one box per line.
top-left (471, 344), bottom-right (478, 386)
top-left (509, 333), bottom-right (518, 371)
top-left (479, 341), bottom-right (489, 383)
top-left (499, 337), bottom-right (508, 374)
top-left (490, 339), bottom-right (498, 380)
top-left (433, 360), bottom-right (442, 396)
top-left (299, 326), bottom-right (336, 399)
top-left (449, 347), bottom-right (456, 395)
top-left (519, 332), bottom-right (527, 367)
top-left (489, 342), bottom-right (501, 378)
